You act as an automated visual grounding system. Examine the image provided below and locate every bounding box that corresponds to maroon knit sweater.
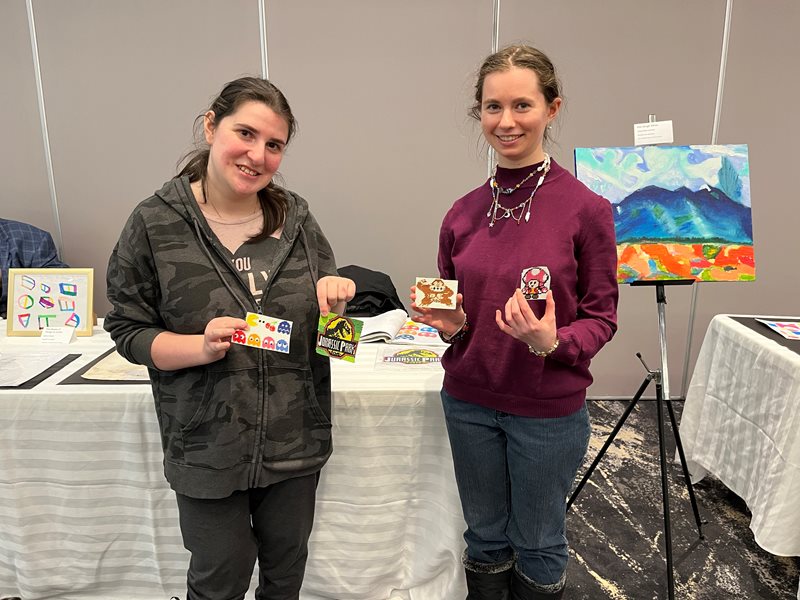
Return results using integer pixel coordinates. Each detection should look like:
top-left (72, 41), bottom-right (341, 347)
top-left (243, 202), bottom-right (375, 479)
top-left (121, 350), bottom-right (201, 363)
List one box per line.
top-left (439, 158), bottom-right (619, 417)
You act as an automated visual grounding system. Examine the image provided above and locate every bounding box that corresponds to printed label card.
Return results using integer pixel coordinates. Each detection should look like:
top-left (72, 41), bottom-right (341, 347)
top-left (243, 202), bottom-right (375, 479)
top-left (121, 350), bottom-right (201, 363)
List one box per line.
top-left (520, 266), bottom-right (551, 300)
top-left (316, 313), bottom-right (363, 362)
top-left (415, 277), bottom-right (458, 310)
top-left (231, 312), bottom-right (293, 353)
top-left (40, 326), bottom-right (77, 345)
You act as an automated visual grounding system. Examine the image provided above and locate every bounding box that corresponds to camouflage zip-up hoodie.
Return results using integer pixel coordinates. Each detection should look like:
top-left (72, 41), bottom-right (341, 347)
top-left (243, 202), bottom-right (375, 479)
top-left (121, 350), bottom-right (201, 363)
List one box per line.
top-left (105, 177), bottom-right (338, 499)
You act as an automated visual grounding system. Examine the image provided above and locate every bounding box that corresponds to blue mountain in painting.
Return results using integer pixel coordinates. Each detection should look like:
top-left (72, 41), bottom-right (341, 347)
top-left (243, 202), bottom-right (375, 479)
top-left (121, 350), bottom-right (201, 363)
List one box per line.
top-left (614, 186), bottom-right (753, 244)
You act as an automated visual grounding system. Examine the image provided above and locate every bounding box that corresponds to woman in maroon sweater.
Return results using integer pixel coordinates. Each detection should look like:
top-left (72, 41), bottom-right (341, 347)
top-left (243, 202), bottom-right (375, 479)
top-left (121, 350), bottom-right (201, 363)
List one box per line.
top-left (412, 45), bottom-right (618, 600)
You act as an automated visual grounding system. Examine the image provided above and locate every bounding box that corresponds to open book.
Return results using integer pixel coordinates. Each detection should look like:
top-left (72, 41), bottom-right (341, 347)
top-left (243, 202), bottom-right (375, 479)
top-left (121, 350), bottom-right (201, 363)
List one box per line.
top-left (358, 309), bottom-right (448, 346)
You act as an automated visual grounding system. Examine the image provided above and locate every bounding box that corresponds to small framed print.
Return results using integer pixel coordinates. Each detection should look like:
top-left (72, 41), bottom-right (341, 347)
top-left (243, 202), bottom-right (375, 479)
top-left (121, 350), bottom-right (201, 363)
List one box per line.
top-left (6, 268), bottom-right (94, 337)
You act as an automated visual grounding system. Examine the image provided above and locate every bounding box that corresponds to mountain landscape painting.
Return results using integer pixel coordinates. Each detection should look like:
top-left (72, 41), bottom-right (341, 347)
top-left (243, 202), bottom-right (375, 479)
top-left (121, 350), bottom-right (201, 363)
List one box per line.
top-left (574, 144), bottom-right (754, 283)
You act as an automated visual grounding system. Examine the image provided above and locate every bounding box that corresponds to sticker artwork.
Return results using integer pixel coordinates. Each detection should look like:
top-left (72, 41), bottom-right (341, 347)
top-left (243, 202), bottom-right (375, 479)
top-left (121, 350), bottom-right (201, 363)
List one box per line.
top-left (382, 347), bottom-right (442, 364)
top-left (520, 266), bottom-right (550, 300)
top-left (415, 277), bottom-right (458, 310)
top-left (231, 312), bottom-right (292, 353)
top-left (316, 313), bottom-right (363, 362)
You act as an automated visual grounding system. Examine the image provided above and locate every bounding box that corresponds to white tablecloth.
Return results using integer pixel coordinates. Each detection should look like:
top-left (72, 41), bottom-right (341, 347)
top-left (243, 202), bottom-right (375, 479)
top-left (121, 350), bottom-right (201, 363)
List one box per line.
top-left (0, 324), bottom-right (466, 600)
top-left (679, 314), bottom-right (800, 597)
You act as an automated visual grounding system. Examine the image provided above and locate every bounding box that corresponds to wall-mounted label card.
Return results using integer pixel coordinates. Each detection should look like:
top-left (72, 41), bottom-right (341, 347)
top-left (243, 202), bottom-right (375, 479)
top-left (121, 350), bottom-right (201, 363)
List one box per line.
top-left (633, 120), bottom-right (674, 145)
top-left (520, 266), bottom-right (551, 300)
top-left (231, 312), bottom-right (293, 353)
top-left (39, 326), bottom-right (77, 344)
top-left (415, 277), bottom-right (458, 310)
top-left (316, 313), bottom-right (363, 362)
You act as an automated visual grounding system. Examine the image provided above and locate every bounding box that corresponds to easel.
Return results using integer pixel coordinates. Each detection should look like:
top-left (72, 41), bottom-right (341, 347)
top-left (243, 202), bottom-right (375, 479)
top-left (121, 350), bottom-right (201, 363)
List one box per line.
top-left (567, 279), bottom-right (706, 600)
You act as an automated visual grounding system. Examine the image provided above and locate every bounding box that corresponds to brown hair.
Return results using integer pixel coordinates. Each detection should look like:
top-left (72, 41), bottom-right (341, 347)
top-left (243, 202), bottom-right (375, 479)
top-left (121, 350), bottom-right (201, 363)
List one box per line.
top-left (470, 45), bottom-right (562, 145)
top-left (178, 77), bottom-right (297, 240)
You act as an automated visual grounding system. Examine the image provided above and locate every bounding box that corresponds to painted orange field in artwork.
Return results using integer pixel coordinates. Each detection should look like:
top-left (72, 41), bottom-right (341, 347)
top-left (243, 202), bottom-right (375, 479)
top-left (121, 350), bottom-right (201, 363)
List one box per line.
top-left (617, 243), bottom-right (755, 283)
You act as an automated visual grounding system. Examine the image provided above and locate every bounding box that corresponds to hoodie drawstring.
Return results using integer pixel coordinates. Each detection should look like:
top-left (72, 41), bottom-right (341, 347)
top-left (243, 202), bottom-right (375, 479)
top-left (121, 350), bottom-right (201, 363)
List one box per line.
top-left (192, 218), bottom-right (251, 316)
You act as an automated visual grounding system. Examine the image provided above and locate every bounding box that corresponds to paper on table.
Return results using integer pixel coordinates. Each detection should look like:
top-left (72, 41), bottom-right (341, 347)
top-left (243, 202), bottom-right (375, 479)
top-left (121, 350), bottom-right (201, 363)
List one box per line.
top-left (374, 344), bottom-right (444, 370)
top-left (82, 349), bottom-right (150, 380)
top-left (0, 351), bottom-right (70, 386)
top-left (755, 318), bottom-right (800, 340)
top-left (347, 310), bottom-right (449, 346)
top-left (390, 320), bottom-right (448, 346)
top-left (358, 309), bottom-right (409, 343)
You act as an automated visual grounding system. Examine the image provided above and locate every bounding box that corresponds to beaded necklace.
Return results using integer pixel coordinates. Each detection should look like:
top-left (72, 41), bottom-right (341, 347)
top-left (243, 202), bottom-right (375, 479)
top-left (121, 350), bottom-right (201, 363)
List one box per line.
top-left (487, 154), bottom-right (550, 227)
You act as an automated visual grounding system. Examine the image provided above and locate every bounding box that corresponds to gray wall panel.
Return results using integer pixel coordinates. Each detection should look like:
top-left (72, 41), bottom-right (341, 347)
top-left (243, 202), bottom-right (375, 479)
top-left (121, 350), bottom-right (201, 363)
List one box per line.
top-left (33, 0), bottom-right (261, 315)
top-left (265, 0), bottom-right (491, 307)
top-left (0, 0), bottom-right (57, 239)
top-left (499, 0), bottom-right (727, 397)
top-left (687, 1), bottom-right (800, 384)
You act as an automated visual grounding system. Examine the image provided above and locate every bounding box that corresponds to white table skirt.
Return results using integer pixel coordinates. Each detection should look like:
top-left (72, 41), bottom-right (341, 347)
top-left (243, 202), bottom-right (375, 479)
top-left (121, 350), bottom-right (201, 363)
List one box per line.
top-left (679, 314), bottom-right (800, 598)
top-left (0, 324), bottom-right (466, 600)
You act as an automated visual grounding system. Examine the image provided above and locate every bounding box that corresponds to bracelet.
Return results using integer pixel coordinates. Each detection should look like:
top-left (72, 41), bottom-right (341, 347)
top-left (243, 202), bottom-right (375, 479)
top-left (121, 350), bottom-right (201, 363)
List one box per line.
top-left (439, 315), bottom-right (469, 344)
top-left (528, 336), bottom-right (559, 357)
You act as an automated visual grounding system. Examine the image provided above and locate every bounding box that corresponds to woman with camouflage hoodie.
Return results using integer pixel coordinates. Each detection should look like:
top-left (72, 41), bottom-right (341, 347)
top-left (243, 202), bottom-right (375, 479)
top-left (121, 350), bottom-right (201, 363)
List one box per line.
top-left (104, 77), bottom-right (355, 600)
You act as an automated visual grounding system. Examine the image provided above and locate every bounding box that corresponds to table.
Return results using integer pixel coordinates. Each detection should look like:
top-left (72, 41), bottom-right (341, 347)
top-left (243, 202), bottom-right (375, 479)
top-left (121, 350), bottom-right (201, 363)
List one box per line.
top-left (0, 324), bottom-right (467, 600)
top-left (679, 314), bottom-right (800, 598)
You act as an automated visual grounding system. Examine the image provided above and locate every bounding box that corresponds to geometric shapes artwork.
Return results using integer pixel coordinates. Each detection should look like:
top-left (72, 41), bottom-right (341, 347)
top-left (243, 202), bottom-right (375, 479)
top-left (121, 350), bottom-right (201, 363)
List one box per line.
top-left (6, 268), bottom-right (94, 336)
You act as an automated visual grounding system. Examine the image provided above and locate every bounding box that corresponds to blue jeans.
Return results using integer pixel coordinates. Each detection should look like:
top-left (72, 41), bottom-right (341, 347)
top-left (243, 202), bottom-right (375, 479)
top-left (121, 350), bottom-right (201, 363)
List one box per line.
top-left (441, 389), bottom-right (590, 587)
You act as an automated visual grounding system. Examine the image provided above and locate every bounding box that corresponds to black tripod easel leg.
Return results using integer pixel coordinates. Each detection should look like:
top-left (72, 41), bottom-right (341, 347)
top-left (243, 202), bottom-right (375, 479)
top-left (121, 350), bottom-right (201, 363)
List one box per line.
top-left (569, 280), bottom-right (707, 599)
top-left (665, 398), bottom-right (706, 538)
top-left (569, 358), bottom-right (705, 600)
top-left (654, 377), bottom-right (675, 599)
top-left (567, 374), bottom-right (653, 510)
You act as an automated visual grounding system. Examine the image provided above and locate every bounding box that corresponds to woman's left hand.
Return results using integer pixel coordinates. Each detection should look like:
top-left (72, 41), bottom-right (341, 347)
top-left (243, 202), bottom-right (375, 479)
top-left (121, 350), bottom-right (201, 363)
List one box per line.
top-left (317, 276), bottom-right (356, 316)
top-left (495, 289), bottom-right (557, 353)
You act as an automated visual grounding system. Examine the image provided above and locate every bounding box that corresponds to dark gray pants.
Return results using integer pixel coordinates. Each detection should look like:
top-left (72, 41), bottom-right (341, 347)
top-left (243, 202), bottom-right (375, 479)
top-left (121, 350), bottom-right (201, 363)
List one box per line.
top-left (175, 474), bottom-right (318, 600)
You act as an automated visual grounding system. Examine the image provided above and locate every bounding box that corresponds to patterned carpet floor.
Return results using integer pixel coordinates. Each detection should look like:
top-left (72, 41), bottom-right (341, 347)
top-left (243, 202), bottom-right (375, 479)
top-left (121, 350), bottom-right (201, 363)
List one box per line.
top-left (565, 399), bottom-right (799, 600)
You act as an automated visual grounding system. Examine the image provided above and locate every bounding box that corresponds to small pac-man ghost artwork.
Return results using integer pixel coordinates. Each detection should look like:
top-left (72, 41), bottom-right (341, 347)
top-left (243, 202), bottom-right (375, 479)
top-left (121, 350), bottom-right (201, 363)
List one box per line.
top-left (233, 312), bottom-right (293, 353)
top-left (415, 277), bottom-right (458, 310)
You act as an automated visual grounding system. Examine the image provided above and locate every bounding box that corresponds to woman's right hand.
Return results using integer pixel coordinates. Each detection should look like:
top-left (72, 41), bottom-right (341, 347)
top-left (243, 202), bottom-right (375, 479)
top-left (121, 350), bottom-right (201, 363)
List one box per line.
top-left (203, 316), bottom-right (248, 361)
top-left (409, 286), bottom-right (466, 336)
top-left (152, 316), bottom-right (248, 371)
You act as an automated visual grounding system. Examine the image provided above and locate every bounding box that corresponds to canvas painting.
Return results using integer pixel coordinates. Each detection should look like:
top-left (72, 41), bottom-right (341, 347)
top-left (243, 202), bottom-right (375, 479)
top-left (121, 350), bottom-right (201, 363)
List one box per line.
top-left (574, 144), bottom-right (754, 283)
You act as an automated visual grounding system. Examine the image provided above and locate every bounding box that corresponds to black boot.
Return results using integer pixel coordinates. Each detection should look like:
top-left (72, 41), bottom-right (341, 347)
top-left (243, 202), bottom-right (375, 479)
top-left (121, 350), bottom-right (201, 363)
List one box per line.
top-left (465, 567), bottom-right (513, 600)
top-left (510, 569), bottom-right (565, 600)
